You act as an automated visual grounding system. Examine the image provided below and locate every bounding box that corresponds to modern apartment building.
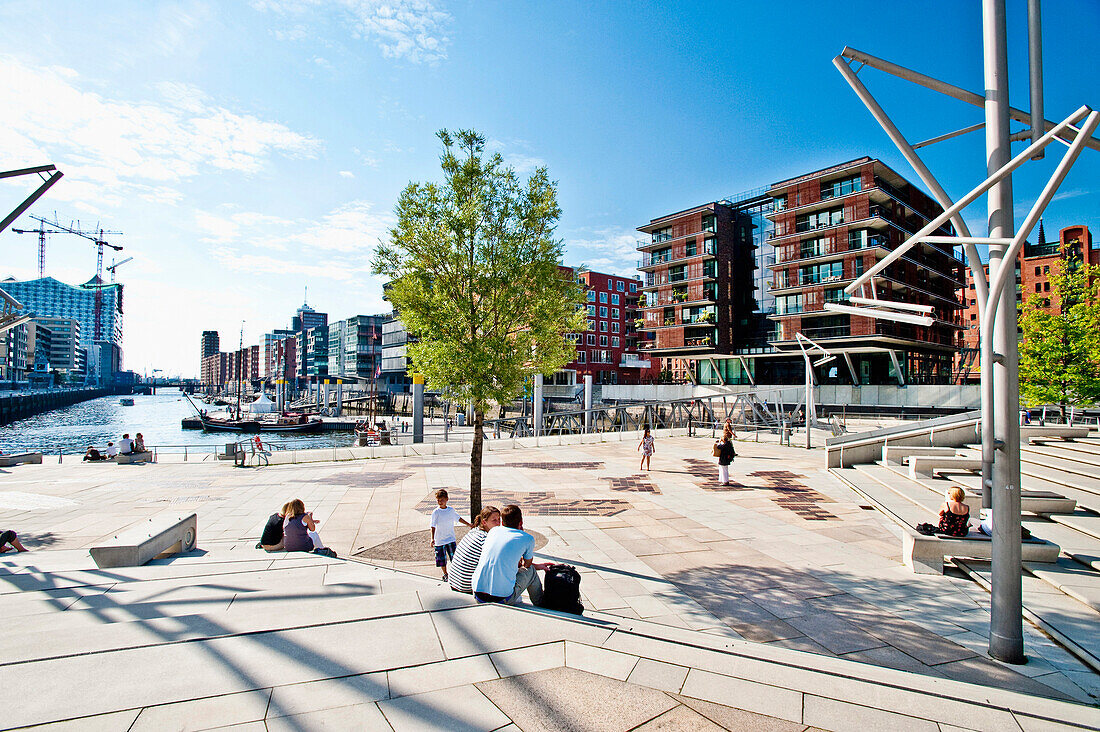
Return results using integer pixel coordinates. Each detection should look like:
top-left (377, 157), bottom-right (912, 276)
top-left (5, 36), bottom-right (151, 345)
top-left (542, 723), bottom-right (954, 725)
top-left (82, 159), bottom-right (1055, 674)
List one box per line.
top-left (380, 317), bottom-right (412, 393)
top-left (0, 276), bottom-right (123, 355)
top-left (297, 325), bottom-right (328, 381)
top-left (201, 330), bottom-right (219, 360)
top-left (327, 315), bottom-right (385, 382)
top-left (636, 157), bottom-right (965, 386)
top-left (766, 157), bottom-right (964, 385)
top-left (34, 317), bottom-right (80, 376)
top-left (558, 268), bottom-right (654, 385)
top-left (636, 190), bottom-right (773, 384)
top-left (0, 322), bottom-right (28, 383)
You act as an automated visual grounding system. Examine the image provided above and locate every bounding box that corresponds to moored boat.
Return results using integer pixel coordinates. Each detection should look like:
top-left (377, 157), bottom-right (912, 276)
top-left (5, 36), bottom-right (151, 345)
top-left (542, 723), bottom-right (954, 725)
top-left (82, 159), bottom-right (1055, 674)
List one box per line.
top-left (119, 397), bottom-right (135, 406)
top-left (199, 414), bottom-right (323, 433)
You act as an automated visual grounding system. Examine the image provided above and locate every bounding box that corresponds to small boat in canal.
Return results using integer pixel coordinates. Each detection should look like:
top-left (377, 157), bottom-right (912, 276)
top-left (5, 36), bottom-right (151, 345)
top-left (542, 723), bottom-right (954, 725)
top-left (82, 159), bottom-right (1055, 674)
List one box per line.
top-left (198, 413), bottom-right (323, 433)
top-left (119, 397), bottom-right (135, 406)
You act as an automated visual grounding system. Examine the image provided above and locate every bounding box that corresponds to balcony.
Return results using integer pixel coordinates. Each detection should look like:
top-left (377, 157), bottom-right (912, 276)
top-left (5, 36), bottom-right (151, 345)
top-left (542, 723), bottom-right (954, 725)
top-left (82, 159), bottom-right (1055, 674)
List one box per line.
top-left (620, 355), bottom-right (652, 369)
top-left (638, 228), bottom-right (718, 251)
top-left (637, 241), bottom-right (717, 270)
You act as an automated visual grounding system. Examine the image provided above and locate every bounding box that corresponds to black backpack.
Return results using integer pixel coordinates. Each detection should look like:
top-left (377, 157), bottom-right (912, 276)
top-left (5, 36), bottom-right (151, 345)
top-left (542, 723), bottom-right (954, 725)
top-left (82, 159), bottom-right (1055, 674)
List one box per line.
top-left (538, 564), bottom-right (584, 615)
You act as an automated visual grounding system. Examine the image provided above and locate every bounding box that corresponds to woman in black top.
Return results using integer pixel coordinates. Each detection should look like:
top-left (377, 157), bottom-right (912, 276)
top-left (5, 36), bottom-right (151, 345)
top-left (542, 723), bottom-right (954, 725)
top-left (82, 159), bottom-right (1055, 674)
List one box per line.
top-left (259, 503), bottom-right (288, 551)
top-left (716, 425), bottom-right (735, 486)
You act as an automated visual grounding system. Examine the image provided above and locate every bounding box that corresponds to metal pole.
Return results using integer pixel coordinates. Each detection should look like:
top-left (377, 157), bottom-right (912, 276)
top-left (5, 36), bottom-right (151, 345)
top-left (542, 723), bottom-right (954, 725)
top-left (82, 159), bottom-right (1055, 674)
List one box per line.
top-left (583, 375), bottom-right (593, 433)
top-left (412, 374), bottom-right (424, 444)
top-left (533, 374), bottom-right (544, 437)
top-left (1027, 0), bottom-right (1044, 159)
top-left (805, 353), bottom-right (813, 450)
top-left (984, 0), bottom-right (1024, 665)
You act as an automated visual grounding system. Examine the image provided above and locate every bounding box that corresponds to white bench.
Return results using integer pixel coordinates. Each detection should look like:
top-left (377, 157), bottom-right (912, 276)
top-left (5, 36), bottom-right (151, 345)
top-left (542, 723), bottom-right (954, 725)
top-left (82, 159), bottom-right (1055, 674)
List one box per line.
top-left (881, 445), bottom-right (957, 466)
top-left (1020, 425), bottom-right (1092, 442)
top-left (904, 531), bottom-right (1061, 575)
top-left (0, 452), bottom-right (42, 467)
top-left (908, 455), bottom-right (981, 480)
top-left (90, 513), bottom-right (197, 568)
top-left (115, 451), bottom-right (154, 464)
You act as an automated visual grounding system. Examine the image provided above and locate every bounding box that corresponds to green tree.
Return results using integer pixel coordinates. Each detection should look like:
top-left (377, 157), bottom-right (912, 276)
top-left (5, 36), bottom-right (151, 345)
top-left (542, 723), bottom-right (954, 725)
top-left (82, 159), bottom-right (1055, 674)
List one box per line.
top-left (1018, 260), bottom-right (1100, 419)
top-left (373, 129), bottom-right (587, 519)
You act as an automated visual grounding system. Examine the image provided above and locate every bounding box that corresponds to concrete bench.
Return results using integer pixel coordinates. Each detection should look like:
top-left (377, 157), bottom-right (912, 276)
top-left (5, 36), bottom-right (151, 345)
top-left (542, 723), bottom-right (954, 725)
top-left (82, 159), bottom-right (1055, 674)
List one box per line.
top-left (90, 513), bottom-right (197, 568)
top-left (0, 452), bottom-right (42, 467)
top-left (1020, 425), bottom-right (1093, 442)
top-left (904, 530), bottom-right (1061, 574)
top-left (881, 445), bottom-right (957, 466)
top-left (115, 451), bottom-right (154, 464)
top-left (908, 456), bottom-right (981, 480)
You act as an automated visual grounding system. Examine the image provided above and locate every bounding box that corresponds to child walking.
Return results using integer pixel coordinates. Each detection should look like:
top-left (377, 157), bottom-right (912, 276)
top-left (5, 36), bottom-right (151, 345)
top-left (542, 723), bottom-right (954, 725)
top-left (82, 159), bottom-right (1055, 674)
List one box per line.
top-left (637, 426), bottom-right (655, 471)
top-left (430, 489), bottom-right (473, 581)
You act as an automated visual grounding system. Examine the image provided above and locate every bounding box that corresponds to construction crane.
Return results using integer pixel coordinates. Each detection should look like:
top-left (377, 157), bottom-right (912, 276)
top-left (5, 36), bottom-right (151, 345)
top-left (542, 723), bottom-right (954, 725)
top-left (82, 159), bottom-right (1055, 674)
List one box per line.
top-left (10, 222), bottom-right (64, 278)
top-left (34, 216), bottom-right (123, 342)
top-left (106, 256), bottom-right (134, 282)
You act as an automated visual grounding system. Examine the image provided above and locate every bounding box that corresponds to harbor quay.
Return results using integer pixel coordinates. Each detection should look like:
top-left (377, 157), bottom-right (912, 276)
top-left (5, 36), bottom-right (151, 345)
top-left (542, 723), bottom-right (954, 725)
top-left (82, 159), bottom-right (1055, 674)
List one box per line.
top-left (2, 433), bottom-right (1098, 730)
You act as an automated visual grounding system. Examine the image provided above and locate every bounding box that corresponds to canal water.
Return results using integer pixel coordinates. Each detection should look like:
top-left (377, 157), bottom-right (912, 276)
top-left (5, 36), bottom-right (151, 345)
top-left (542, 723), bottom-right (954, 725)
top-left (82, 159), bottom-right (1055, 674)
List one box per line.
top-left (0, 389), bottom-right (350, 455)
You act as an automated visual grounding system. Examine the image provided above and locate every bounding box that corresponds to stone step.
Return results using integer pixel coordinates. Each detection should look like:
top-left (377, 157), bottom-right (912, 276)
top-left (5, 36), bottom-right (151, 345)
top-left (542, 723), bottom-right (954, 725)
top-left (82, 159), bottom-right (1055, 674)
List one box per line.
top-left (1019, 446), bottom-right (1100, 483)
top-left (1023, 558), bottom-right (1100, 614)
top-left (1050, 512), bottom-right (1100, 543)
top-left (882, 463), bottom-right (1077, 516)
top-left (957, 560), bottom-right (1100, 674)
top-left (949, 470), bottom-right (1100, 515)
top-left (1018, 460), bottom-right (1100, 498)
top-left (1022, 441), bottom-right (1100, 468)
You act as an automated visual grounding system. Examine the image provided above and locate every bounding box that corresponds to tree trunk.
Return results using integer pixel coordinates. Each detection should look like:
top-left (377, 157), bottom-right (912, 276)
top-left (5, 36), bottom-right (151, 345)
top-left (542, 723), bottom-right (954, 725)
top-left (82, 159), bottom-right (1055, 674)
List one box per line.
top-left (469, 408), bottom-right (484, 522)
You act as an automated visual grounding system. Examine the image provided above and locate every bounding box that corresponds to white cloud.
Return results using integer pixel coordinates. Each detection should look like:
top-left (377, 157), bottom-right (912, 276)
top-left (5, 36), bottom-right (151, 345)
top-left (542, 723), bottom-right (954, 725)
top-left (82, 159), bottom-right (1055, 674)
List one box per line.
top-left (564, 227), bottom-right (643, 276)
top-left (254, 0), bottom-right (451, 64)
top-left (339, 170), bottom-right (355, 178)
top-left (487, 137), bottom-right (546, 175)
top-left (0, 56), bottom-right (321, 208)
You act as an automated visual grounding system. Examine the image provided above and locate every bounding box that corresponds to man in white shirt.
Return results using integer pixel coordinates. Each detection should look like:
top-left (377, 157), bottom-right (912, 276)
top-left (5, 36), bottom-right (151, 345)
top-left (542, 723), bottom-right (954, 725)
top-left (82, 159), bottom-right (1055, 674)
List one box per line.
top-left (472, 504), bottom-right (552, 605)
top-left (118, 434), bottom-right (133, 455)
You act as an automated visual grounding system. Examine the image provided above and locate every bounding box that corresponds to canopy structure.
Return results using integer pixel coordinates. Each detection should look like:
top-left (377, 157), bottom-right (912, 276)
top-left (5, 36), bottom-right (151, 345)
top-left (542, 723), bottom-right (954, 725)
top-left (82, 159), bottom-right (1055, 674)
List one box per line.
top-left (248, 393), bottom-right (276, 414)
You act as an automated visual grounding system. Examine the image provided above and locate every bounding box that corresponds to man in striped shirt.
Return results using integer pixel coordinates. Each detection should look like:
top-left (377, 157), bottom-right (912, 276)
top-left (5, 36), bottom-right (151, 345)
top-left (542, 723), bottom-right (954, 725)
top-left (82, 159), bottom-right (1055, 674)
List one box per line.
top-left (448, 506), bottom-right (501, 594)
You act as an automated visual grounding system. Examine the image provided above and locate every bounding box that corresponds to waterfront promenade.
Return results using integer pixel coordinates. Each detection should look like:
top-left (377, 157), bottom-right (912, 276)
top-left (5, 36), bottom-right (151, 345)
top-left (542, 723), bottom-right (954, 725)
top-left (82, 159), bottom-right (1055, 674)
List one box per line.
top-left (2, 435), bottom-right (1098, 729)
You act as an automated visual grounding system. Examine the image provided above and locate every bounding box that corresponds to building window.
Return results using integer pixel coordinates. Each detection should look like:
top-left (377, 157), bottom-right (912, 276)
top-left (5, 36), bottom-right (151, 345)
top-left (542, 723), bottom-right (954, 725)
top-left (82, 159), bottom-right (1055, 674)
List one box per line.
top-left (798, 261), bottom-right (843, 285)
top-left (1035, 283), bottom-right (1041, 292)
top-left (600, 321), bottom-right (608, 332)
top-left (617, 280), bottom-right (625, 292)
top-left (599, 306), bottom-right (608, 318)
top-left (854, 257), bottom-right (865, 276)
top-left (1044, 281), bottom-right (1050, 292)
top-left (587, 334), bottom-right (596, 345)
top-left (821, 174), bottom-right (861, 200)
top-left (774, 195), bottom-right (787, 211)
top-left (612, 336), bottom-right (620, 348)
top-left (796, 207), bottom-right (843, 232)
top-left (611, 293), bottom-right (619, 305)
top-left (587, 304), bottom-right (596, 316)
top-left (588, 319), bottom-right (595, 330)
top-left (702, 214), bottom-right (717, 233)
top-left (600, 335), bottom-right (608, 347)
top-left (1035, 266), bottom-right (1041, 276)
top-left (599, 292), bottom-right (608, 304)
top-left (612, 322), bottom-right (620, 333)
top-left (576, 351), bottom-right (585, 363)
top-left (586, 291), bottom-right (595, 302)
top-left (652, 227), bottom-right (672, 243)
top-left (1043, 265), bottom-right (1050, 274)
top-left (611, 308), bottom-right (619, 319)
top-left (630, 282), bottom-right (638, 293)
top-left (969, 299), bottom-right (976, 306)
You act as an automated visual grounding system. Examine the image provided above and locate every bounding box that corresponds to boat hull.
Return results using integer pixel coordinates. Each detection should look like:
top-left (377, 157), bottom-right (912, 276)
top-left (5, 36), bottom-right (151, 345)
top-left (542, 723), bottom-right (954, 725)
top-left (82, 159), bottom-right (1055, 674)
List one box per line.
top-left (200, 418), bottom-right (323, 433)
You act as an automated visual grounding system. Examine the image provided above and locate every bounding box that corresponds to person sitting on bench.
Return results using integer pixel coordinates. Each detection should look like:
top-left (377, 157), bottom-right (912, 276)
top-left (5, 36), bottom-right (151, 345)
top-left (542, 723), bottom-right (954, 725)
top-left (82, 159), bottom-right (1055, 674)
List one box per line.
top-left (938, 486), bottom-right (971, 537)
top-left (83, 445), bottom-right (104, 461)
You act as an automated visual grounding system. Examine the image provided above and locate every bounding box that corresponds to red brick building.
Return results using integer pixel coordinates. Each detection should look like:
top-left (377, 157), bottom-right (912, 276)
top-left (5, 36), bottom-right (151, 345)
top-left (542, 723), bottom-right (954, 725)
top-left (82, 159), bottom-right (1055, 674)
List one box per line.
top-left (558, 268), bottom-right (657, 385)
top-left (959, 224), bottom-right (1095, 381)
top-left (766, 158), bottom-right (964, 385)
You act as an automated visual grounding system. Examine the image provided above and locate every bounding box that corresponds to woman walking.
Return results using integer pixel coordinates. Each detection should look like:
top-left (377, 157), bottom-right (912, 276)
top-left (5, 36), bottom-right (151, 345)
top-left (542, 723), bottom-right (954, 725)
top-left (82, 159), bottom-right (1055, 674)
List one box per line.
top-left (715, 425), bottom-right (736, 486)
top-left (638, 426), bottom-right (655, 471)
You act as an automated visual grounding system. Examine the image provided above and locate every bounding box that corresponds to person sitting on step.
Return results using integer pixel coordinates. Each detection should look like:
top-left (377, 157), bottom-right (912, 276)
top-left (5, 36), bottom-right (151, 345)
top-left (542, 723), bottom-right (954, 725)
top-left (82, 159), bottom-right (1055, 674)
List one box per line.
top-left (283, 498), bottom-right (336, 557)
top-left (937, 486), bottom-right (971, 537)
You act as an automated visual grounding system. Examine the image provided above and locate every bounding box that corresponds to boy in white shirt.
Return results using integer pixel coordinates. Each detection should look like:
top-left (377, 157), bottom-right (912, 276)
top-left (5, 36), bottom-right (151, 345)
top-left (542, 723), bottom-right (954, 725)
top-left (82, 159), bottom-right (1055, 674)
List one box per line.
top-left (430, 489), bottom-right (472, 581)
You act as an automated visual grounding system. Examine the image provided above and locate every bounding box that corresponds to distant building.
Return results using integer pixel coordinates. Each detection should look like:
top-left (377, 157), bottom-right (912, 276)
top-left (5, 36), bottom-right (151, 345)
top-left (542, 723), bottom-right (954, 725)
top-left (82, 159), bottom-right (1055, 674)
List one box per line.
top-left (26, 320), bottom-right (53, 386)
top-left (263, 329), bottom-right (296, 380)
top-left (0, 322), bottom-right (28, 383)
top-left (201, 330), bottom-right (220, 362)
top-left (558, 268), bottom-right (655, 385)
top-left (0, 276), bottom-right (123, 354)
top-left (380, 317), bottom-right (412, 393)
top-left (298, 326), bottom-right (328, 380)
top-left (958, 223), bottom-right (1096, 382)
top-left (328, 315), bottom-right (386, 383)
top-left (33, 317), bottom-right (80, 378)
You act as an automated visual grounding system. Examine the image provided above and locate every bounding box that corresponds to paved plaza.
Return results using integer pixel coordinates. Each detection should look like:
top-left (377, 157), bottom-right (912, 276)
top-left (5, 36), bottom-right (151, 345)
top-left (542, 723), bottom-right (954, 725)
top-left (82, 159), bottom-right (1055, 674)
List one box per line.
top-left (2, 434), bottom-right (1099, 730)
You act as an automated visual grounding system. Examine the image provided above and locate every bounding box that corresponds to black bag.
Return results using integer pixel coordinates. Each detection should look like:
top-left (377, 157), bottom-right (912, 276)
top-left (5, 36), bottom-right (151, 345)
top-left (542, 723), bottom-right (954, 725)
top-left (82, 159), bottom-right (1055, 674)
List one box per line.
top-left (538, 564), bottom-right (584, 615)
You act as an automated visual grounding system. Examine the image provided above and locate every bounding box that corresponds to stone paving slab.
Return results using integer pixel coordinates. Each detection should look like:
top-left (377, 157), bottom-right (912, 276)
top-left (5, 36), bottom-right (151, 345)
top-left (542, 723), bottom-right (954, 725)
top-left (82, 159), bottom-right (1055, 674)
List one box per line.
top-left (2, 437), bottom-right (1099, 711)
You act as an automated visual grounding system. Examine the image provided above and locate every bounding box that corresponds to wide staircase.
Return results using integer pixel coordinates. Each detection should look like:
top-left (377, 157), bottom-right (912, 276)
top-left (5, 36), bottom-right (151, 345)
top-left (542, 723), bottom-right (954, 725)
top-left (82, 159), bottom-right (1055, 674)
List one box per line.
top-left (831, 424), bottom-right (1100, 677)
top-left (3, 541), bottom-right (1097, 730)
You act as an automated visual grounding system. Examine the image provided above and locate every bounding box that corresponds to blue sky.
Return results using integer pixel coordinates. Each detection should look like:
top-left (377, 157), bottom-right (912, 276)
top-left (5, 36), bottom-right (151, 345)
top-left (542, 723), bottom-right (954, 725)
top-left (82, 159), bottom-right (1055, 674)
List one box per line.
top-left (1, 0), bottom-right (1097, 376)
